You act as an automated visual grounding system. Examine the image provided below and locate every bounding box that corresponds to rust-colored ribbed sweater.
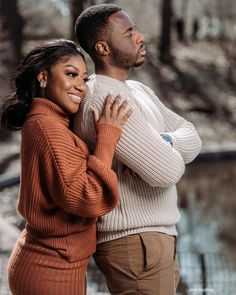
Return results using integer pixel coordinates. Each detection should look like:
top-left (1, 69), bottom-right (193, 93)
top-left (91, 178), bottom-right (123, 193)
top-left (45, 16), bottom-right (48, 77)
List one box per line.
top-left (18, 98), bottom-right (121, 262)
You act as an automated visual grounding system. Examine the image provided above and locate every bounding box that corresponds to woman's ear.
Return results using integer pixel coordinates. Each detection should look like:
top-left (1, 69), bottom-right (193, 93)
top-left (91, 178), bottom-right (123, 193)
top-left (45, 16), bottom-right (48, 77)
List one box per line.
top-left (37, 70), bottom-right (48, 88)
top-left (95, 41), bottom-right (110, 56)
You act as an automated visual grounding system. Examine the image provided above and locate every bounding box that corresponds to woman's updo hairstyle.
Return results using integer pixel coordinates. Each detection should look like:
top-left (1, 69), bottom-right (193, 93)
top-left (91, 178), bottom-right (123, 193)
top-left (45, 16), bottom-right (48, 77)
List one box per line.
top-left (1, 39), bottom-right (84, 130)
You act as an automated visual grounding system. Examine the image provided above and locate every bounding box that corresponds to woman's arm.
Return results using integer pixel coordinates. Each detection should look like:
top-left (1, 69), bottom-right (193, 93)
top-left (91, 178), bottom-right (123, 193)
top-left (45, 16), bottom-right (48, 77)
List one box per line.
top-left (37, 96), bottom-right (131, 218)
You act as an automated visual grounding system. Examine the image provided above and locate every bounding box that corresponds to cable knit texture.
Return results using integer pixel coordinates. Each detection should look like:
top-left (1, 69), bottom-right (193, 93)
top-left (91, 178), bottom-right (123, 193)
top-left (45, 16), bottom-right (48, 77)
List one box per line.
top-left (8, 98), bottom-right (121, 294)
top-left (74, 74), bottom-right (202, 243)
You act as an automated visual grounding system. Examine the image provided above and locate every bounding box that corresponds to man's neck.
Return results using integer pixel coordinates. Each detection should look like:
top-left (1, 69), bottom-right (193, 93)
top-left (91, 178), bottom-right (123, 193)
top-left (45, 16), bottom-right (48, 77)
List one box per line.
top-left (95, 64), bottom-right (129, 82)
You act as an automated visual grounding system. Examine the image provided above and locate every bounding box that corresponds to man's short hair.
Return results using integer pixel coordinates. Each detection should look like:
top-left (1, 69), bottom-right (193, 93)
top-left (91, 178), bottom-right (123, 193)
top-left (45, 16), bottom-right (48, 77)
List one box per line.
top-left (75, 4), bottom-right (122, 57)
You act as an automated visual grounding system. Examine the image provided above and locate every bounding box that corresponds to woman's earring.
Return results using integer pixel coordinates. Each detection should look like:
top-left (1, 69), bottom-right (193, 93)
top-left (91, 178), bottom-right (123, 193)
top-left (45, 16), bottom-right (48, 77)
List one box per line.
top-left (40, 81), bottom-right (47, 88)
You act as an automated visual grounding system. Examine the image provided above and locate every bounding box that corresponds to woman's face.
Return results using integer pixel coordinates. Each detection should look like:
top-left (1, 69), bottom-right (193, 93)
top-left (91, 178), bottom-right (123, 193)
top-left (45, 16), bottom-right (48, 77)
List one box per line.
top-left (39, 54), bottom-right (88, 114)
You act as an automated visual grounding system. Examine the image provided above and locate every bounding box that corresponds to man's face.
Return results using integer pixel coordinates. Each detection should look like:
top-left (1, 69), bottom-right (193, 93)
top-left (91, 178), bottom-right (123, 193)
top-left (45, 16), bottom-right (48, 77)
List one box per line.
top-left (107, 11), bottom-right (146, 69)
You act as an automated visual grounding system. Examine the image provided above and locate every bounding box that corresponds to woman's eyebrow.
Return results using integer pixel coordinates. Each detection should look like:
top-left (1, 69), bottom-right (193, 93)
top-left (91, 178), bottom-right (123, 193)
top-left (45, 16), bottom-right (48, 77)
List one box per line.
top-left (64, 64), bottom-right (88, 76)
top-left (63, 64), bottom-right (80, 71)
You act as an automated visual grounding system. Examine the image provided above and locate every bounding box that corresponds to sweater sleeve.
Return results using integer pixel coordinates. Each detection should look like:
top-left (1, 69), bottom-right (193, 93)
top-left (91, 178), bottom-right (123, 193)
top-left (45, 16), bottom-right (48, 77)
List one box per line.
top-left (144, 85), bottom-right (202, 164)
top-left (37, 119), bottom-right (121, 218)
top-left (75, 92), bottom-right (185, 188)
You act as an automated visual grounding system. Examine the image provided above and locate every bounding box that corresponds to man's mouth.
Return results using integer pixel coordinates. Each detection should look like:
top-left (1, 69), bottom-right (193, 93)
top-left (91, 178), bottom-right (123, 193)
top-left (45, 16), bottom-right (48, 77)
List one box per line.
top-left (138, 45), bottom-right (146, 56)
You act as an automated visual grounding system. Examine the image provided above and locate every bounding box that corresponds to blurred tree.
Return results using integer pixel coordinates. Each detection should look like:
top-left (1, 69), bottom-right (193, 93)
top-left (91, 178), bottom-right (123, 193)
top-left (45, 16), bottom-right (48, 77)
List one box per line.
top-left (159, 0), bottom-right (173, 64)
top-left (21, 0), bottom-right (69, 41)
top-left (180, 0), bottom-right (188, 41)
top-left (192, 18), bottom-right (199, 41)
top-left (70, 0), bottom-right (84, 40)
top-left (175, 17), bottom-right (185, 42)
top-left (0, 0), bottom-right (23, 68)
top-left (70, 0), bottom-right (116, 39)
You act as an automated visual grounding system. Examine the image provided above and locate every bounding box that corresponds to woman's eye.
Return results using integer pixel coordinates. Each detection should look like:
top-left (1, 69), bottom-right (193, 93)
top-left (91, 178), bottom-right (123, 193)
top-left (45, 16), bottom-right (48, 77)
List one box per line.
top-left (83, 77), bottom-right (90, 83)
top-left (67, 72), bottom-right (77, 77)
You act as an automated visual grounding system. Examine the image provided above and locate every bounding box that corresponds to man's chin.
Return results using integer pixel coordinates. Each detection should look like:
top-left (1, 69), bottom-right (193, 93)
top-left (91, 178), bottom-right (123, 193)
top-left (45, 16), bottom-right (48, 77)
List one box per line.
top-left (134, 59), bottom-right (145, 67)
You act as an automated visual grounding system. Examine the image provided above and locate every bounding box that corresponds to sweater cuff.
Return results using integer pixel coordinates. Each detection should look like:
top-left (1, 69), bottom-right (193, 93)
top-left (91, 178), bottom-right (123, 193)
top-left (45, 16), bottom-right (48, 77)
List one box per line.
top-left (94, 123), bottom-right (121, 167)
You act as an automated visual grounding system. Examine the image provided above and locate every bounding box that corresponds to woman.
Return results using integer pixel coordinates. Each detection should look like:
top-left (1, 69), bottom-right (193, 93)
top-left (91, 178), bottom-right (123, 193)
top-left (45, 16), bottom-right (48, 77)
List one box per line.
top-left (1, 39), bottom-right (132, 295)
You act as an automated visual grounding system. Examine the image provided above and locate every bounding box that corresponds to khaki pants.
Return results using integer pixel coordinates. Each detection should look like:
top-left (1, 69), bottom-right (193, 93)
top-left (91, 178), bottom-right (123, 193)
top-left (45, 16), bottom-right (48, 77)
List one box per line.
top-left (94, 232), bottom-right (180, 295)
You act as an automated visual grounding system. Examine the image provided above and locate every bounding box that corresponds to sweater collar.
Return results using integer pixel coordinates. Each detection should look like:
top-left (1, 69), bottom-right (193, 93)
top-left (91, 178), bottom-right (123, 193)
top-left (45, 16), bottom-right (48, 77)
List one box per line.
top-left (91, 74), bottom-right (128, 86)
top-left (27, 98), bottom-right (70, 127)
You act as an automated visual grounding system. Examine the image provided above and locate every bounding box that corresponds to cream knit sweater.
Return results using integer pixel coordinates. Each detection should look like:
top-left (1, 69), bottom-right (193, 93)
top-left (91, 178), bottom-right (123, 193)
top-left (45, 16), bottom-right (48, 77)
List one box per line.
top-left (74, 74), bottom-right (202, 243)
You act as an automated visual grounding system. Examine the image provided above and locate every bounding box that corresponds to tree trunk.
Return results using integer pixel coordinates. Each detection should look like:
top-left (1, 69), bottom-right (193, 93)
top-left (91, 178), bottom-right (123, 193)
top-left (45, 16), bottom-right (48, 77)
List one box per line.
top-left (159, 0), bottom-right (173, 64)
top-left (70, 0), bottom-right (85, 40)
top-left (70, 0), bottom-right (116, 39)
top-left (0, 0), bottom-right (23, 68)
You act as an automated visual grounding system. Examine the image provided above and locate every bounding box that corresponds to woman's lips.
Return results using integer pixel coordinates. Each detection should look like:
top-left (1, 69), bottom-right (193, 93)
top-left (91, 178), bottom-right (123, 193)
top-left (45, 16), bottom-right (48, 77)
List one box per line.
top-left (68, 93), bottom-right (82, 104)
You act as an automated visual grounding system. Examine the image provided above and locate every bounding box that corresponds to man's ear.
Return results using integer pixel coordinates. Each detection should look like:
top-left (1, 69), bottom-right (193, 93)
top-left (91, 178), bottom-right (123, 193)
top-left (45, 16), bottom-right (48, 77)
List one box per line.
top-left (37, 70), bottom-right (48, 85)
top-left (95, 41), bottom-right (110, 56)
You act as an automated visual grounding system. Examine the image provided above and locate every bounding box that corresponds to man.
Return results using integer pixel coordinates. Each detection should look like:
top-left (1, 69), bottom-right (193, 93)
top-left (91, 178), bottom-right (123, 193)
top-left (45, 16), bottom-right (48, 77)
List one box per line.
top-left (74, 4), bottom-right (202, 295)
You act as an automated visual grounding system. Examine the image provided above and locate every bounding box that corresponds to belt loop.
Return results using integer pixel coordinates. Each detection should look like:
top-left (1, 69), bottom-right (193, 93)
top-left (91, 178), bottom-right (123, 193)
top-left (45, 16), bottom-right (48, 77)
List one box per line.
top-left (174, 236), bottom-right (177, 260)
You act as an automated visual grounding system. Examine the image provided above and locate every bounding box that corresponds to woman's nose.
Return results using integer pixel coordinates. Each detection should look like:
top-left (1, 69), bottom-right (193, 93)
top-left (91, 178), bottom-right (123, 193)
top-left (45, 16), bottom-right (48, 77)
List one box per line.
top-left (74, 78), bottom-right (87, 95)
top-left (75, 78), bottom-right (86, 90)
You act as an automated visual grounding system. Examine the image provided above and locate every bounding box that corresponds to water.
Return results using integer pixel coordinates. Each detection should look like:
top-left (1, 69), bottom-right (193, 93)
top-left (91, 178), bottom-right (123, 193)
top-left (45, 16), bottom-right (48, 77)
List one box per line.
top-left (176, 156), bottom-right (236, 294)
top-left (1, 155), bottom-right (236, 294)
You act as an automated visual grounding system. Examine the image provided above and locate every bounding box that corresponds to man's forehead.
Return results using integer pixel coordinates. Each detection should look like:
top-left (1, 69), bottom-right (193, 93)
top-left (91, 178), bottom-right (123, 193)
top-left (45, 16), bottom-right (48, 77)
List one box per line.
top-left (108, 11), bottom-right (135, 31)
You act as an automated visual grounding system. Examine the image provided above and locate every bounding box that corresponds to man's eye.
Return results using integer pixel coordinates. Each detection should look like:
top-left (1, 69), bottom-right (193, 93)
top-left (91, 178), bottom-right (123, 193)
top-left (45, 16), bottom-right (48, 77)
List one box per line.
top-left (127, 30), bottom-right (136, 37)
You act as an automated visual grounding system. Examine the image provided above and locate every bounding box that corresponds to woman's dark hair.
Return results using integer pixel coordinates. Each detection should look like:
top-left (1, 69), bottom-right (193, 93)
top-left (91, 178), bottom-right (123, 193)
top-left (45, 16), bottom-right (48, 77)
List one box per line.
top-left (0, 39), bottom-right (84, 131)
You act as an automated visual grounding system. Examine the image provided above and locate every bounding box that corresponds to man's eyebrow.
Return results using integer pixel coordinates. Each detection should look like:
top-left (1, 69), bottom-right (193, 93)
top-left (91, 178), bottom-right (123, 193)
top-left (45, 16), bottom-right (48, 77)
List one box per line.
top-left (123, 25), bottom-right (135, 34)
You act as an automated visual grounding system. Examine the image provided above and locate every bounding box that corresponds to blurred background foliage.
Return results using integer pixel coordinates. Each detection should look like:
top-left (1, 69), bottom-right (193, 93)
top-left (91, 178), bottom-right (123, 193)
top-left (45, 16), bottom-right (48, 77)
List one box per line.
top-left (1, 0), bottom-right (236, 149)
top-left (1, 1), bottom-right (236, 294)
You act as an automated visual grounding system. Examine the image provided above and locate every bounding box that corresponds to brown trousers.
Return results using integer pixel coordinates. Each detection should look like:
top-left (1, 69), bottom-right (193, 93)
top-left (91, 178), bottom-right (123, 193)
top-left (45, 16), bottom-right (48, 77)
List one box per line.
top-left (94, 232), bottom-right (180, 295)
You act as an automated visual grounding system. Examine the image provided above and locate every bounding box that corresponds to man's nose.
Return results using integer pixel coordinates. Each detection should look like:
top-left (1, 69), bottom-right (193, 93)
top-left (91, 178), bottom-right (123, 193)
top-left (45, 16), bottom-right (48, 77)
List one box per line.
top-left (136, 31), bottom-right (144, 44)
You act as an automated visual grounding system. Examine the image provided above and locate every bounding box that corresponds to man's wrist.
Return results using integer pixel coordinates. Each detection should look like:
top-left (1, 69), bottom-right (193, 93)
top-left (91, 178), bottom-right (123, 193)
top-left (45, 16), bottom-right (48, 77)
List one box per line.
top-left (161, 134), bottom-right (173, 146)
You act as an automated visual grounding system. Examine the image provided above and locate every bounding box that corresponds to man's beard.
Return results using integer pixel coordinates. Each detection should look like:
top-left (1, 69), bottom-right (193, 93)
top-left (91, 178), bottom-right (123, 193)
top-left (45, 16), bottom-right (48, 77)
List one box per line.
top-left (111, 47), bottom-right (144, 69)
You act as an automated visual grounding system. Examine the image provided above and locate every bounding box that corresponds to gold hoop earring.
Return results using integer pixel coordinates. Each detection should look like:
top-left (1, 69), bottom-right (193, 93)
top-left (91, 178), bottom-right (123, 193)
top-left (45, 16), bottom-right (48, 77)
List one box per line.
top-left (40, 81), bottom-right (47, 88)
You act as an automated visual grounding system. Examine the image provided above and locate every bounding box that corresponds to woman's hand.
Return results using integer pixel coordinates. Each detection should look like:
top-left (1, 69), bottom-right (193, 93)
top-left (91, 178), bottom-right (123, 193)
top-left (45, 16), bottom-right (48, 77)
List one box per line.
top-left (91, 94), bottom-right (133, 131)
